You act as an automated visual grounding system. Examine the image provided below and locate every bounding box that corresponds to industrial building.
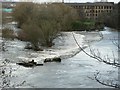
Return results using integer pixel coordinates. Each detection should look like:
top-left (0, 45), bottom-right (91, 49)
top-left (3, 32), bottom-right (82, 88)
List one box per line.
top-left (65, 2), bottom-right (114, 20)
top-left (2, 1), bottom-right (115, 23)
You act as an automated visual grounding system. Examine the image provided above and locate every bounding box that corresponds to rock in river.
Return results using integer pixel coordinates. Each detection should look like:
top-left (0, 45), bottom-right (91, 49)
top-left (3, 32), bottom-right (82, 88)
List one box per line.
top-left (16, 60), bottom-right (43, 67)
top-left (44, 57), bottom-right (61, 63)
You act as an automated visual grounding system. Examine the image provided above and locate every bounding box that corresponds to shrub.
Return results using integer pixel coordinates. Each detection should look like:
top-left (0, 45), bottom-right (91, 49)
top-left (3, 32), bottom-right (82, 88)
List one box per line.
top-left (72, 20), bottom-right (95, 31)
top-left (12, 2), bottom-right (35, 28)
top-left (2, 28), bottom-right (15, 40)
top-left (13, 3), bottom-right (78, 50)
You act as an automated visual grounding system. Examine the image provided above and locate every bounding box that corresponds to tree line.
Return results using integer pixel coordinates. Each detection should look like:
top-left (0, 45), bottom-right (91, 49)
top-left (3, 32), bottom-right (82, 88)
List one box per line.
top-left (97, 2), bottom-right (119, 30)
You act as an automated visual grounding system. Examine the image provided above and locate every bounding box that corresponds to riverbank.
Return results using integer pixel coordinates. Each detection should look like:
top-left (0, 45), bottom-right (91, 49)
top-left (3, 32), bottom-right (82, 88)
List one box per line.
top-left (1, 29), bottom-right (118, 88)
top-left (1, 31), bottom-right (102, 65)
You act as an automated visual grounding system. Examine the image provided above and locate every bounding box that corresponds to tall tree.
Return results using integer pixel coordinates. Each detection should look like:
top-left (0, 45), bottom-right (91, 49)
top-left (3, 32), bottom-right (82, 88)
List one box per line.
top-left (13, 3), bottom-right (78, 50)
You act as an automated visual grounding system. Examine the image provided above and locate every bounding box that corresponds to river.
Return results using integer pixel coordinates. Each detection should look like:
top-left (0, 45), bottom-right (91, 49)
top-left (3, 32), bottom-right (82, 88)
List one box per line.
top-left (8, 27), bottom-right (118, 88)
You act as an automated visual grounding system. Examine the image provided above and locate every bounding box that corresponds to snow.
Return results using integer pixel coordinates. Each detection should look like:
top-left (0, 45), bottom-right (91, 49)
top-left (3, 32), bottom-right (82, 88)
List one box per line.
top-left (0, 29), bottom-right (103, 65)
top-left (2, 29), bottom-right (117, 88)
top-left (1, 32), bottom-right (91, 64)
top-left (0, 30), bottom-right (102, 64)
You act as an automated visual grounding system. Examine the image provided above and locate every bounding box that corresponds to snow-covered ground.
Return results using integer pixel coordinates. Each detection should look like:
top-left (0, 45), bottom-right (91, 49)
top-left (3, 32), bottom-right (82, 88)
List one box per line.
top-left (2, 29), bottom-right (118, 88)
top-left (0, 31), bottom-right (102, 64)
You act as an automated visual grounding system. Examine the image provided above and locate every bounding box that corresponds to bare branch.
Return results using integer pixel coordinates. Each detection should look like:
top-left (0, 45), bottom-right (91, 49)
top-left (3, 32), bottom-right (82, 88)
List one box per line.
top-left (94, 72), bottom-right (120, 88)
top-left (112, 38), bottom-right (120, 51)
top-left (72, 32), bottom-right (120, 67)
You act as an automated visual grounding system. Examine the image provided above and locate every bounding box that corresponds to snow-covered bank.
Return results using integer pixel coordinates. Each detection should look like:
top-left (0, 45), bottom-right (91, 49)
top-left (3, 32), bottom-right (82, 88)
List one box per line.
top-left (1, 29), bottom-right (118, 88)
top-left (1, 31), bottom-right (102, 64)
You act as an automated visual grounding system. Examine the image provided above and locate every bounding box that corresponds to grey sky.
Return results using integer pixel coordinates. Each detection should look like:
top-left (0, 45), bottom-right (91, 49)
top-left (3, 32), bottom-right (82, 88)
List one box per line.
top-left (32, 0), bottom-right (119, 3)
top-left (12, 0), bottom-right (119, 3)
top-left (65, 0), bottom-right (119, 3)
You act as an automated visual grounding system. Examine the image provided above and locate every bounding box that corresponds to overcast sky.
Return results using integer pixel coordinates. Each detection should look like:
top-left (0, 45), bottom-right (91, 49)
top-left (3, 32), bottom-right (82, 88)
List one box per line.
top-left (65, 0), bottom-right (119, 3)
top-left (33, 0), bottom-right (119, 3)
top-left (2, 0), bottom-right (119, 3)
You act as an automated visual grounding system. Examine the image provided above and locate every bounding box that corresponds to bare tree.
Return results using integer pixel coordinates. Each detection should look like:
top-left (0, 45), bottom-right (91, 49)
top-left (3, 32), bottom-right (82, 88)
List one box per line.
top-left (13, 3), bottom-right (78, 50)
top-left (112, 39), bottom-right (120, 52)
top-left (12, 2), bottom-right (35, 28)
top-left (72, 32), bottom-right (120, 88)
top-left (94, 72), bottom-right (120, 88)
top-left (72, 32), bottom-right (120, 67)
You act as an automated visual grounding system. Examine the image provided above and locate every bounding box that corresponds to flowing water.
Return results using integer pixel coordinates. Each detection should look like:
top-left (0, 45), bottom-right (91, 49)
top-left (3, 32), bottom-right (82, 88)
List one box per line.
top-left (11, 27), bottom-right (118, 88)
top-left (1, 27), bottom-right (119, 88)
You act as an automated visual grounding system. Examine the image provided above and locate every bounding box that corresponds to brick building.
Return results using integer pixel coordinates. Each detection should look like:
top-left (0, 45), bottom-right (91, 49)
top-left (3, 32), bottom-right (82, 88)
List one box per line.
top-left (2, 1), bottom-right (115, 23)
top-left (65, 2), bottom-right (114, 20)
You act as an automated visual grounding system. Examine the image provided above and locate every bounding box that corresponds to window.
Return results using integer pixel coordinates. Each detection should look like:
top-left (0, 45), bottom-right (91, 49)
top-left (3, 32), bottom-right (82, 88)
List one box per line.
top-left (101, 6), bottom-right (103, 9)
top-left (104, 6), bottom-right (106, 9)
top-left (110, 6), bottom-right (111, 9)
top-left (107, 6), bottom-right (108, 9)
